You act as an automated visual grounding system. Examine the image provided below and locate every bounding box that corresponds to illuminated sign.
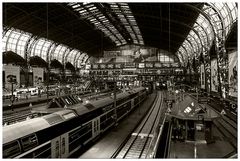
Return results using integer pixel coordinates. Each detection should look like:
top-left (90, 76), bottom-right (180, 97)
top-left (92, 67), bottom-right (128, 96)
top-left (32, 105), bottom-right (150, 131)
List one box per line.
top-left (115, 64), bottom-right (122, 69)
top-left (100, 64), bottom-right (106, 69)
top-left (154, 62), bottom-right (162, 68)
top-left (138, 63), bottom-right (145, 68)
top-left (107, 64), bottom-right (114, 69)
top-left (85, 64), bottom-right (91, 70)
top-left (92, 64), bottom-right (99, 69)
top-left (145, 63), bottom-right (153, 68)
top-left (124, 62), bottom-right (135, 68)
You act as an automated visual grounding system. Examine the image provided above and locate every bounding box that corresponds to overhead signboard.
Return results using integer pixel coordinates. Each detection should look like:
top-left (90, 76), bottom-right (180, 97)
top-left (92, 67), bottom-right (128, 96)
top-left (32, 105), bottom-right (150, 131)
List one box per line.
top-left (115, 64), bottom-right (122, 69)
top-left (100, 64), bottom-right (106, 69)
top-left (92, 64), bottom-right (99, 69)
top-left (138, 63), bottom-right (145, 68)
top-left (145, 63), bottom-right (153, 68)
top-left (124, 62), bottom-right (136, 68)
top-left (154, 62), bottom-right (162, 68)
top-left (107, 64), bottom-right (114, 69)
top-left (85, 64), bottom-right (91, 70)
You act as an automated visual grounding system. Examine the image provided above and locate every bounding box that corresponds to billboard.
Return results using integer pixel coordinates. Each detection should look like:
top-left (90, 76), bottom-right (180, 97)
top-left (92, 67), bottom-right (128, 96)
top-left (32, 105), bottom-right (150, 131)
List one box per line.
top-left (211, 59), bottom-right (219, 92)
top-left (228, 51), bottom-right (237, 97)
top-left (200, 64), bottom-right (205, 89)
top-left (101, 46), bottom-right (157, 63)
top-left (32, 67), bottom-right (44, 86)
top-left (3, 65), bottom-right (20, 90)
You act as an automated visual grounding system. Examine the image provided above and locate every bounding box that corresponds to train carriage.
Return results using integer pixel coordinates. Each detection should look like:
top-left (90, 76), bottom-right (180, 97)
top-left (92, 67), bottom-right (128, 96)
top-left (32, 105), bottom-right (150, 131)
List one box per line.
top-left (3, 87), bottom-right (147, 158)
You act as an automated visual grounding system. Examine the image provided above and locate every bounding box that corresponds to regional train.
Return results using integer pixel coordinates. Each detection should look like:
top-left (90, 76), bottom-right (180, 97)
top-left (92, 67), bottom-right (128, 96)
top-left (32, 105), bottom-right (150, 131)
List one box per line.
top-left (3, 87), bottom-right (147, 158)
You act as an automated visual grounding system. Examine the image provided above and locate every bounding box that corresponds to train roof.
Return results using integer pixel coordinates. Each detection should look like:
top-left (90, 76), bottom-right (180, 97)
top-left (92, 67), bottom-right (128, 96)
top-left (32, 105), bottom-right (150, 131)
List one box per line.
top-left (71, 97), bottom-right (113, 116)
top-left (115, 91), bottom-right (130, 100)
top-left (54, 109), bottom-right (77, 120)
top-left (89, 97), bottom-right (113, 108)
top-left (132, 87), bottom-right (145, 93)
top-left (3, 117), bottom-right (50, 144)
top-left (70, 103), bottom-right (91, 116)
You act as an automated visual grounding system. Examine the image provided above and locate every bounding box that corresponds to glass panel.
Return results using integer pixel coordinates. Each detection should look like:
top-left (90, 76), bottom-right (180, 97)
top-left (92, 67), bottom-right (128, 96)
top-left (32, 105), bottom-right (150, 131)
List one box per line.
top-left (4, 29), bottom-right (31, 58)
top-left (69, 3), bottom-right (126, 46)
top-left (210, 2), bottom-right (238, 36)
top-left (3, 27), bottom-right (89, 65)
top-left (110, 3), bottom-right (144, 45)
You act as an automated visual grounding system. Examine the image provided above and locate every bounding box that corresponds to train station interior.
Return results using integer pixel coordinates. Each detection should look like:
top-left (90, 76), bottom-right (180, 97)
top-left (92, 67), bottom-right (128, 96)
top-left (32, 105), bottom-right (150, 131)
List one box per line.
top-left (2, 2), bottom-right (238, 159)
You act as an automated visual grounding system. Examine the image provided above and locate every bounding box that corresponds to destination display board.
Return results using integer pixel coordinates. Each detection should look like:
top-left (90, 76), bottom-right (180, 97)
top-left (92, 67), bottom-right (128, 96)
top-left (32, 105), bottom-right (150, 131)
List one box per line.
top-left (138, 63), bottom-right (145, 68)
top-left (145, 63), bottom-right (153, 68)
top-left (92, 64), bottom-right (99, 69)
top-left (100, 64), bottom-right (106, 69)
top-left (107, 64), bottom-right (114, 69)
top-left (115, 64), bottom-right (122, 69)
top-left (154, 62), bottom-right (162, 68)
top-left (124, 62), bottom-right (136, 68)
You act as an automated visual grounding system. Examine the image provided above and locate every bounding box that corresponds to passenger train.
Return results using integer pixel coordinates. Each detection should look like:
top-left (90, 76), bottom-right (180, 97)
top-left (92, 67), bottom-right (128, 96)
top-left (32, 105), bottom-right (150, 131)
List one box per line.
top-left (3, 87), bottom-right (147, 158)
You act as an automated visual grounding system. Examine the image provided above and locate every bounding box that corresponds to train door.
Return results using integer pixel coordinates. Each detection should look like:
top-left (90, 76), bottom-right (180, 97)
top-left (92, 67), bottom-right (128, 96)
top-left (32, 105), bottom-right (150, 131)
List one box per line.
top-left (51, 133), bottom-right (69, 158)
top-left (92, 118), bottom-right (100, 138)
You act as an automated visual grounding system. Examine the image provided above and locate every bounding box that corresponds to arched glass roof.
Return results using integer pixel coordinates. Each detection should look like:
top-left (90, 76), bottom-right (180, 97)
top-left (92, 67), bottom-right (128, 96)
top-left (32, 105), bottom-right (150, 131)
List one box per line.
top-left (2, 29), bottom-right (31, 58)
top-left (2, 27), bottom-right (89, 68)
top-left (176, 2), bottom-right (237, 65)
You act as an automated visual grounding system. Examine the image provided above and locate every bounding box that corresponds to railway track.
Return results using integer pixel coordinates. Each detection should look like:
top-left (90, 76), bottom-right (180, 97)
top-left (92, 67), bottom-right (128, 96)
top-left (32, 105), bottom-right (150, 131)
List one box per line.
top-left (213, 116), bottom-right (237, 150)
top-left (112, 91), bottom-right (166, 159)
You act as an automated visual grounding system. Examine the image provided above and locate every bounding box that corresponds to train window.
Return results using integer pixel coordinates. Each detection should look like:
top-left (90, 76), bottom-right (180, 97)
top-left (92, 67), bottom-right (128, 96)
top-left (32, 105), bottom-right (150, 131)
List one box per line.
top-left (3, 141), bottom-right (21, 158)
top-left (21, 134), bottom-right (38, 152)
top-left (55, 140), bottom-right (59, 158)
top-left (61, 138), bottom-right (65, 154)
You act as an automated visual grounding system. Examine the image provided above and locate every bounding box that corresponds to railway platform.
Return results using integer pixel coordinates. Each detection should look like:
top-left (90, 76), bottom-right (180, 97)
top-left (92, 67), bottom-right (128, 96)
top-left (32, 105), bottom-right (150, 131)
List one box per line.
top-left (168, 93), bottom-right (237, 158)
top-left (78, 92), bottom-right (157, 158)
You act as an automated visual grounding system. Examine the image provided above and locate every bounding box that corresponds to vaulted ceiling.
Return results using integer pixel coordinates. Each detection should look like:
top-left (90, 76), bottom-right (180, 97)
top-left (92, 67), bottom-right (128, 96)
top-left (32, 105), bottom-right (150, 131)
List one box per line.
top-left (3, 3), bottom-right (203, 57)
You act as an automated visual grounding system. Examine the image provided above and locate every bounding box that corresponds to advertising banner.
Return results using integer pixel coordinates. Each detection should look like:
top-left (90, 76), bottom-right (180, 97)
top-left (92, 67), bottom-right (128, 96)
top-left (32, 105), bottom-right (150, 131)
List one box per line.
top-left (211, 59), bottom-right (219, 92)
top-left (200, 64), bottom-right (205, 89)
top-left (228, 51), bottom-right (237, 97)
top-left (3, 64), bottom-right (20, 89)
top-left (102, 46), bottom-right (157, 63)
top-left (33, 67), bottom-right (44, 86)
